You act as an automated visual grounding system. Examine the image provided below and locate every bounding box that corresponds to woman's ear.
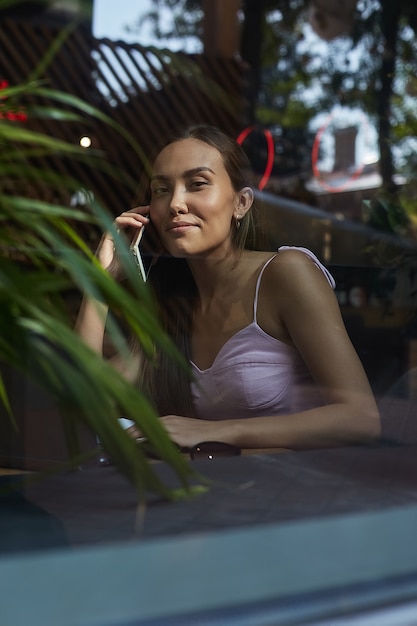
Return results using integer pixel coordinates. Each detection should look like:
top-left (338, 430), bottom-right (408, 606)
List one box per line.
top-left (234, 186), bottom-right (254, 220)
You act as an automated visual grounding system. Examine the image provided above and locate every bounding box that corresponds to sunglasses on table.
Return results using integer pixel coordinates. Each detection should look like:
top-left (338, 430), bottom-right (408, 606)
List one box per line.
top-left (180, 441), bottom-right (241, 460)
top-left (98, 440), bottom-right (241, 466)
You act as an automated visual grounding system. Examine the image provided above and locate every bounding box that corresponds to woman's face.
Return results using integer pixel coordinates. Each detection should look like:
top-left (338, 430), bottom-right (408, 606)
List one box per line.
top-left (149, 138), bottom-right (240, 260)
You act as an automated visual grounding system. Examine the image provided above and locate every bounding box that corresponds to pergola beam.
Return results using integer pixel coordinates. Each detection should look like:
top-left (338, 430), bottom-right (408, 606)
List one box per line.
top-left (202, 0), bottom-right (241, 58)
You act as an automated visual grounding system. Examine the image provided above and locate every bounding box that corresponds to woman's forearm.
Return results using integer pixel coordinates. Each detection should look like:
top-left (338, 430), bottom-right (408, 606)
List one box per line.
top-left (158, 400), bottom-right (381, 451)
top-left (75, 295), bottom-right (108, 355)
top-left (217, 402), bottom-right (381, 450)
top-left (74, 230), bottom-right (115, 355)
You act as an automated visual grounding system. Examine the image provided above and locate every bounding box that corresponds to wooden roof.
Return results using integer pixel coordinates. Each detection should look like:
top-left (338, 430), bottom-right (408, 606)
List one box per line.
top-left (0, 18), bottom-right (245, 232)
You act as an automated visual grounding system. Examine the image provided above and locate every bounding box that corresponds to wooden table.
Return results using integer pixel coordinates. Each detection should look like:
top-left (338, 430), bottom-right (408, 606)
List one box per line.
top-left (1, 441), bottom-right (416, 553)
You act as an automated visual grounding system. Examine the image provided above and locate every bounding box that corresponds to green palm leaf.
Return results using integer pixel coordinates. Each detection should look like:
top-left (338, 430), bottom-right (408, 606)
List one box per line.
top-left (0, 48), bottom-right (200, 498)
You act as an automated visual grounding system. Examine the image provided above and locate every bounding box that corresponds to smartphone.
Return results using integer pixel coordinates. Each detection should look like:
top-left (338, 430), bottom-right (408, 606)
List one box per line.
top-left (129, 227), bottom-right (147, 282)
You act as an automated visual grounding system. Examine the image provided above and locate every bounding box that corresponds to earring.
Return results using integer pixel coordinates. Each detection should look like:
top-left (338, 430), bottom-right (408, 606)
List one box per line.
top-left (235, 214), bottom-right (241, 229)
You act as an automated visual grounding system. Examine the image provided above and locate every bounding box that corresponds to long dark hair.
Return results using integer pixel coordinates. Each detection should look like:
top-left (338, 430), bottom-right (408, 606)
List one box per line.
top-left (138, 125), bottom-right (259, 416)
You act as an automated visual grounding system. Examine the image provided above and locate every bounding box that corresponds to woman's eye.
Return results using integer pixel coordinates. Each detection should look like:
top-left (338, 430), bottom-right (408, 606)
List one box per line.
top-left (151, 186), bottom-right (168, 196)
top-left (190, 180), bottom-right (208, 189)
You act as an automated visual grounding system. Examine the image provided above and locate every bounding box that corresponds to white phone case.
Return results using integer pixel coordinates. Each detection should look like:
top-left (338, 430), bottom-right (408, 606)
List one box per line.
top-left (129, 227), bottom-right (147, 282)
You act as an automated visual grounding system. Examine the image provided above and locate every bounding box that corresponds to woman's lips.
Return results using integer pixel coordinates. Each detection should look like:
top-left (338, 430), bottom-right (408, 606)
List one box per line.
top-left (167, 222), bottom-right (197, 233)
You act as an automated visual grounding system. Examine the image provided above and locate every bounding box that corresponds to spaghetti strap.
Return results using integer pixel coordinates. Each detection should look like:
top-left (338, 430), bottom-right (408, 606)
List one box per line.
top-left (253, 254), bottom-right (278, 322)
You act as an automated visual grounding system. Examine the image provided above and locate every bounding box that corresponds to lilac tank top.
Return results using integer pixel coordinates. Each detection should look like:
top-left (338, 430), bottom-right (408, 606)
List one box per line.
top-left (190, 247), bottom-right (335, 420)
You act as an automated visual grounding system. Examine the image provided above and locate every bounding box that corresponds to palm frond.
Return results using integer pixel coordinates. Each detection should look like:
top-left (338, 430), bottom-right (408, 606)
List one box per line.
top-left (0, 72), bottom-right (198, 498)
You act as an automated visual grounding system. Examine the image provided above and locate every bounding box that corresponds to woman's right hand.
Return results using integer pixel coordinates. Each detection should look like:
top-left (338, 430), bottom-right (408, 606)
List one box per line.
top-left (96, 206), bottom-right (150, 279)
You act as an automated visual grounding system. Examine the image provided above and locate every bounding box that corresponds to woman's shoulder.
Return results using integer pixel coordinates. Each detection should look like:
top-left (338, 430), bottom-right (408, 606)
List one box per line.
top-left (243, 247), bottom-right (335, 291)
top-left (246, 246), bottom-right (324, 264)
top-left (269, 246), bottom-right (335, 290)
top-left (244, 247), bottom-right (322, 279)
top-left (257, 248), bottom-right (338, 328)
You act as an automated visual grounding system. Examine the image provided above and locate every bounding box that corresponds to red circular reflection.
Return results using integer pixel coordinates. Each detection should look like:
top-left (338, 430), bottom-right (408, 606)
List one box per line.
top-left (237, 126), bottom-right (275, 190)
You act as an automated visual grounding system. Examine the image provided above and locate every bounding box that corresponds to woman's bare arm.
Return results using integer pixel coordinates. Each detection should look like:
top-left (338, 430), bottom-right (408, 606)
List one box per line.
top-left (159, 250), bottom-right (380, 450)
top-left (75, 208), bottom-right (150, 380)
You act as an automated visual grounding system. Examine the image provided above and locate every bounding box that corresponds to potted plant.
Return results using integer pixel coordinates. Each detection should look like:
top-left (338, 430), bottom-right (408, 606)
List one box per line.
top-left (0, 48), bottom-right (199, 500)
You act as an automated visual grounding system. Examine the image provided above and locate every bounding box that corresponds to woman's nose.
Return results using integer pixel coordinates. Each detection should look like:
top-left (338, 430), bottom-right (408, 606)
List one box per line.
top-left (169, 188), bottom-right (188, 214)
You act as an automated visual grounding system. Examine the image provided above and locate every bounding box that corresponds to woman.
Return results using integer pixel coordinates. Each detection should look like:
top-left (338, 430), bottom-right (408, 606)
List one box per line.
top-left (76, 125), bottom-right (380, 451)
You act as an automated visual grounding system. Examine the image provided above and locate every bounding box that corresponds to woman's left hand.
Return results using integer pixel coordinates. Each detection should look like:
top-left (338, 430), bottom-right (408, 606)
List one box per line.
top-left (160, 415), bottom-right (218, 448)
